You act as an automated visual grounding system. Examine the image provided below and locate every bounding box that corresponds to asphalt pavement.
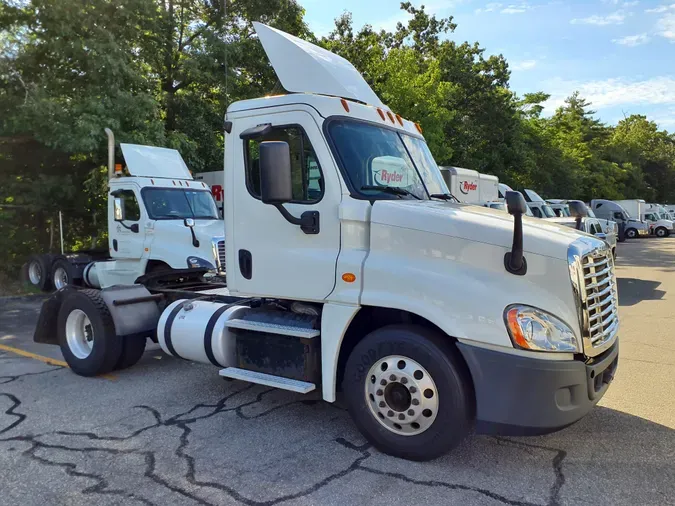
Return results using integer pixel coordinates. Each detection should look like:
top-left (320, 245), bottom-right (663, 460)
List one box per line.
top-left (0, 238), bottom-right (674, 506)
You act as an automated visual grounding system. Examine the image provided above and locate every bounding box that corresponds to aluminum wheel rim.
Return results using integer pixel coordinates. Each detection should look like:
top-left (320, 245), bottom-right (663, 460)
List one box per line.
top-left (657, 228), bottom-right (666, 237)
top-left (65, 309), bottom-right (94, 359)
top-left (365, 355), bottom-right (439, 436)
top-left (28, 262), bottom-right (42, 285)
top-left (53, 267), bottom-right (68, 290)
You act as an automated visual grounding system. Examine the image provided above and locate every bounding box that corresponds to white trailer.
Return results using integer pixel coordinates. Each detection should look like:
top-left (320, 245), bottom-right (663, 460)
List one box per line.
top-left (26, 133), bottom-right (225, 292)
top-left (439, 166), bottom-right (498, 204)
top-left (34, 23), bottom-right (619, 461)
top-left (194, 170), bottom-right (224, 217)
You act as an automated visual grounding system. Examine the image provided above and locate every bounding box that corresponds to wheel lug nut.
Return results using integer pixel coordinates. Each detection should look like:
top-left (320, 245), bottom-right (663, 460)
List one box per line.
top-left (409, 387), bottom-right (417, 393)
top-left (387, 410), bottom-right (394, 417)
top-left (389, 374), bottom-right (397, 381)
top-left (376, 389), bottom-right (383, 396)
top-left (398, 413), bottom-right (405, 420)
top-left (380, 379), bottom-right (387, 386)
top-left (408, 409), bottom-right (415, 416)
top-left (379, 401), bottom-right (386, 408)
top-left (401, 377), bottom-right (408, 384)
top-left (412, 399), bottom-right (419, 406)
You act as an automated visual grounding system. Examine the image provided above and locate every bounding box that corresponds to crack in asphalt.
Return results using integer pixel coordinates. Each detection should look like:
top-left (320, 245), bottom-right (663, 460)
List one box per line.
top-left (0, 382), bottom-right (570, 506)
top-left (0, 366), bottom-right (65, 385)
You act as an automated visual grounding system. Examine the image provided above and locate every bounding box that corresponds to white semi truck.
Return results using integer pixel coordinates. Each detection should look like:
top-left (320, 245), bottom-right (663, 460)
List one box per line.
top-left (26, 130), bottom-right (226, 292)
top-left (615, 199), bottom-right (672, 237)
top-left (33, 23), bottom-right (619, 461)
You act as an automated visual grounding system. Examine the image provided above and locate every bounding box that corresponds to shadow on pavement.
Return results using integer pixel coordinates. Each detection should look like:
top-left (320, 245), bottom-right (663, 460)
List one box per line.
top-left (616, 237), bottom-right (675, 272)
top-left (617, 277), bottom-right (665, 306)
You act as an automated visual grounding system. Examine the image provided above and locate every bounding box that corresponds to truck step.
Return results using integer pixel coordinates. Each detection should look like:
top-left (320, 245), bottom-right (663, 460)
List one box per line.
top-left (218, 367), bottom-right (316, 394)
top-left (224, 319), bottom-right (320, 339)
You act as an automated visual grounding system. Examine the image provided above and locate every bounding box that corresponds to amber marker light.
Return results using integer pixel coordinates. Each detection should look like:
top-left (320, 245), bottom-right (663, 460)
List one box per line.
top-left (342, 273), bottom-right (356, 283)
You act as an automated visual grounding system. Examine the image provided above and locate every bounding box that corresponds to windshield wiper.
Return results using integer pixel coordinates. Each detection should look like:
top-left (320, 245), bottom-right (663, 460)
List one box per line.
top-left (429, 193), bottom-right (460, 203)
top-left (361, 185), bottom-right (421, 200)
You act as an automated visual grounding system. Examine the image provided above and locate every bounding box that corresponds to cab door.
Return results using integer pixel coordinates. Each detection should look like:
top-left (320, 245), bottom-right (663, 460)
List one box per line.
top-left (109, 185), bottom-right (145, 260)
top-left (228, 109), bottom-right (341, 301)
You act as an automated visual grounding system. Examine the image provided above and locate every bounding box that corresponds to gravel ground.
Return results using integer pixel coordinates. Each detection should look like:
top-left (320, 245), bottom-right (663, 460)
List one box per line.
top-left (0, 238), bottom-right (674, 506)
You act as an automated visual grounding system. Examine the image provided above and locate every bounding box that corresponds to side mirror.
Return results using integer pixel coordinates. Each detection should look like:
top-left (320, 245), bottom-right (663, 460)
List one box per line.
top-left (505, 191), bottom-right (528, 216)
top-left (568, 200), bottom-right (588, 230)
top-left (504, 191), bottom-right (527, 276)
top-left (113, 198), bottom-right (125, 221)
top-left (184, 218), bottom-right (195, 228)
top-left (259, 141), bottom-right (293, 204)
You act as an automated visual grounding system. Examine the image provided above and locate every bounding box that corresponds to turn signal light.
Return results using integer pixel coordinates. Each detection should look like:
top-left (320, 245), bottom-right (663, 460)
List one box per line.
top-left (342, 273), bottom-right (356, 283)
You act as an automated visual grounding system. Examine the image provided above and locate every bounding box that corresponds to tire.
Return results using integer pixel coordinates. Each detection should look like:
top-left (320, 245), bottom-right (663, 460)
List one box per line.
top-left (655, 227), bottom-right (668, 238)
top-left (625, 228), bottom-right (637, 239)
top-left (115, 336), bottom-right (147, 370)
top-left (27, 254), bottom-right (52, 292)
top-left (57, 289), bottom-right (122, 377)
top-left (343, 324), bottom-right (472, 461)
top-left (52, 258), bottom-right (75, 290)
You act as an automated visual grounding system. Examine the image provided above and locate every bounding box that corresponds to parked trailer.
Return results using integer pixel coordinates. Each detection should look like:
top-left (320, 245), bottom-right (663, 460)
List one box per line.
top-left (25, 132), bottom-right (226, 292)
top-left (439, 166), bottom-right (498, 204)
top-left (34, 23), bottom-right (619, 462)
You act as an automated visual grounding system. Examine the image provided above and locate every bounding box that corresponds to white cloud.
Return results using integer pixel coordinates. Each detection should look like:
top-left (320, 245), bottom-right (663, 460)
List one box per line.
top-left (623, 1), bottom-right (639, 6)
top-left (571, 10), bottom-right (628, 25)
top-left (512, 59), bottom-right (537, 70)
top-left (645, 4), bottom-right (675, 13)
top-left (612, 33), bottom-right (650, 45)
top-left (649, 107), bottom-right (675, 129)
top-left (542, 76), bottom-right (675, 113)
top-left (501, 3), bottom-right (531, 14)
top-left (475, 2), bottom-right (502, 13)
top-left (657, 12), bottom-right (675, 40)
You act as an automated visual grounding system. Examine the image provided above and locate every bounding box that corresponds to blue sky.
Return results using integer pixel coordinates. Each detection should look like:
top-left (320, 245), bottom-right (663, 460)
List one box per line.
top-left (299, 0), bottom-right (675, 131)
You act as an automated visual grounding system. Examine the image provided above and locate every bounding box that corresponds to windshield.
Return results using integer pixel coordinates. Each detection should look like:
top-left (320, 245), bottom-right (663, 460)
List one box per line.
top-left (327, 119), bottom-right (446, 200)
top-left (542, 204), bottom-right (556, 218)
top-left (143, 188), bottom-right (219, 220)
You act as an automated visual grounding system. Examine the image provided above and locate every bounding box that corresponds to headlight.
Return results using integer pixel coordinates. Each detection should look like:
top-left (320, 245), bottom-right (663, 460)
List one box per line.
top-left (504, 305), bottom-right (579, 352)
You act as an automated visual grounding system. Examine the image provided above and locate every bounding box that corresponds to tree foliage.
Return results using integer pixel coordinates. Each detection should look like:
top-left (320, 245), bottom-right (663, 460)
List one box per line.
top-left (1, 0), bottom-right (674, 279)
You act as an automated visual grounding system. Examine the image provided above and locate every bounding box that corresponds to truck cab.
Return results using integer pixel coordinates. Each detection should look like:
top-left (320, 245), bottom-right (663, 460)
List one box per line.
top-left (36, 22), bottom-right (620, 462)
top-left (522, 189), bottom-right (556, 218)
top-left (642, 205), bottom-right (673, 237)
top-left (547, 199), bottom-right (570, 217)
top-left (591, 199), bottom-right (649, 239)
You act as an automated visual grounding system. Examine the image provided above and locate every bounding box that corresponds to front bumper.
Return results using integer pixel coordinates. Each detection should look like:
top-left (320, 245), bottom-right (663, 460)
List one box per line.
top-left (457, 340), bottom-right (618, 436)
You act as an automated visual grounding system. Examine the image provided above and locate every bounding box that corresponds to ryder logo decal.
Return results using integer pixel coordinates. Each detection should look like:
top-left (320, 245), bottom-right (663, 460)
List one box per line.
top-left (459, 180), bottom-right (478, 194)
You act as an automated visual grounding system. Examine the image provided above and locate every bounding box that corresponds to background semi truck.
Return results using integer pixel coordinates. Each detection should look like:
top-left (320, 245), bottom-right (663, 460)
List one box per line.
top-left (33, 22), bottom-right (619, 461)
top-left (26, 130), bottom-right (225, 292)
top-left (614, 199), bottom-right (672, 237)
top-left (591, 200), bottom-right (649, 239)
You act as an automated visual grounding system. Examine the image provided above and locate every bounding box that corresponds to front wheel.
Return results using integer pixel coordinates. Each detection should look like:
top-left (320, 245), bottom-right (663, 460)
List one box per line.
top-left (655, 227), bottom-right (669, 238)
top-left (343, 325), bottom-right (472, 461)
top-left (625, 228), bottom-right (638, 239)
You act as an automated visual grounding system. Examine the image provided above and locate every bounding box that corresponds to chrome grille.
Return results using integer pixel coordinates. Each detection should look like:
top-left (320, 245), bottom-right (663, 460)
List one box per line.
top-left (217, 240), bottom-right (226, 271)
top-left (581, 250), bottom-right (618, 349)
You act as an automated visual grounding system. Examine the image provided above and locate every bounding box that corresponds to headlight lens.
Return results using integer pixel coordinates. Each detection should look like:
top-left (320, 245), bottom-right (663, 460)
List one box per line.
top-left (504, 305), bottom-right (579, 352)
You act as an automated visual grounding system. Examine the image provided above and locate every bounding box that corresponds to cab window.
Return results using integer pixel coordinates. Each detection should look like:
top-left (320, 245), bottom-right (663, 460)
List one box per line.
top-left (531, 207), bottom-right (542, 218)
top-left (116, 189), bottom-right (140, 221)
top-left (245, 126), bottom-right (323, 203)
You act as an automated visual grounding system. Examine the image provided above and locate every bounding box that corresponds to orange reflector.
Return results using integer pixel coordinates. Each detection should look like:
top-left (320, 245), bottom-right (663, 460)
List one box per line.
top-left (342, 273), bottom-right (356, 283)
top-left (377, 108), bottom-right (386, 121)
top-left (114, 163), bottom-right (123, 174)
top-left (415, 123), bottom-right (423, 133)
top-left (386, 111), bottom-right (395, 123)
top-left (341, 98), bottom-right (350, 112)
top-left (396, 114), bottom-right (403, 126)
top-left (144, 248), bottom-right (149, 252)
top-left (506, 308), bottom-right (528, 349)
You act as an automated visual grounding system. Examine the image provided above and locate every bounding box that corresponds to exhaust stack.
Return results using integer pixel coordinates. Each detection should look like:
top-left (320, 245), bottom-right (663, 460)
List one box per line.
top-left (104, 128), bottom-right (115, 179)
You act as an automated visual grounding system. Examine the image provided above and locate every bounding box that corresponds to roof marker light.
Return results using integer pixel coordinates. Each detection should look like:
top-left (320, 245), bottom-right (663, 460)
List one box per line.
top-left (377, 108), bottom-right (386, 121)
top-left (114, 164), bottom-right (123, 176)
top-left (415, 123), bottom-right (423, 134)
top-left (172, 180), bottom-right (176, 186)
top-left (151, 179), bottom-right (155, 185)
top-left (386, 111), bottom-right (395, 123)
top-left (341, 98), bottom-right (350, 112)
top-left (396, 114), bottom-right (403, 126)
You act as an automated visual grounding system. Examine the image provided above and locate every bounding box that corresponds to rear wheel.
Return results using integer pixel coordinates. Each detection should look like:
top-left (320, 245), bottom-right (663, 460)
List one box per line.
top-left (115, 336), bottom-right (147, 370)
top-left (52, 258), bottom-right (74, 290)
top-left (57, 289), bottom-right (122, 376)
top-left (625, 228), bottom-right (637, 239)
top-left (27, 255), bottom-right (52, 292)
top-left (343, 325), bottom-right (472, 461)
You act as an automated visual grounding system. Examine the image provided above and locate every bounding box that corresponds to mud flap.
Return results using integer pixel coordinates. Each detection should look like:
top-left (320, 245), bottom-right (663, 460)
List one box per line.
top-left (33, 286), bottom-right (80, 345)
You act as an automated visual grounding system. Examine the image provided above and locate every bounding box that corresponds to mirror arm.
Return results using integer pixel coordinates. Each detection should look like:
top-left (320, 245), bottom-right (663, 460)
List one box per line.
top-left (504, 212), bottom-right (527, 275)
top-left (274, 205), bottom-right (320, 235)
top-left (189, 227), bottom-right (199, 247)
top-left (116, 220), bottom-right (139, 233)
top-left (576, 217), bottom-right (583, 230)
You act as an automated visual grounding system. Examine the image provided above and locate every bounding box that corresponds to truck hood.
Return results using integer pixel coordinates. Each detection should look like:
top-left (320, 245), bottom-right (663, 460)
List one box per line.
top-left (192, 219), bottom-right (225, 241)
top-left (371, 200), bottom-right (599, 261)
